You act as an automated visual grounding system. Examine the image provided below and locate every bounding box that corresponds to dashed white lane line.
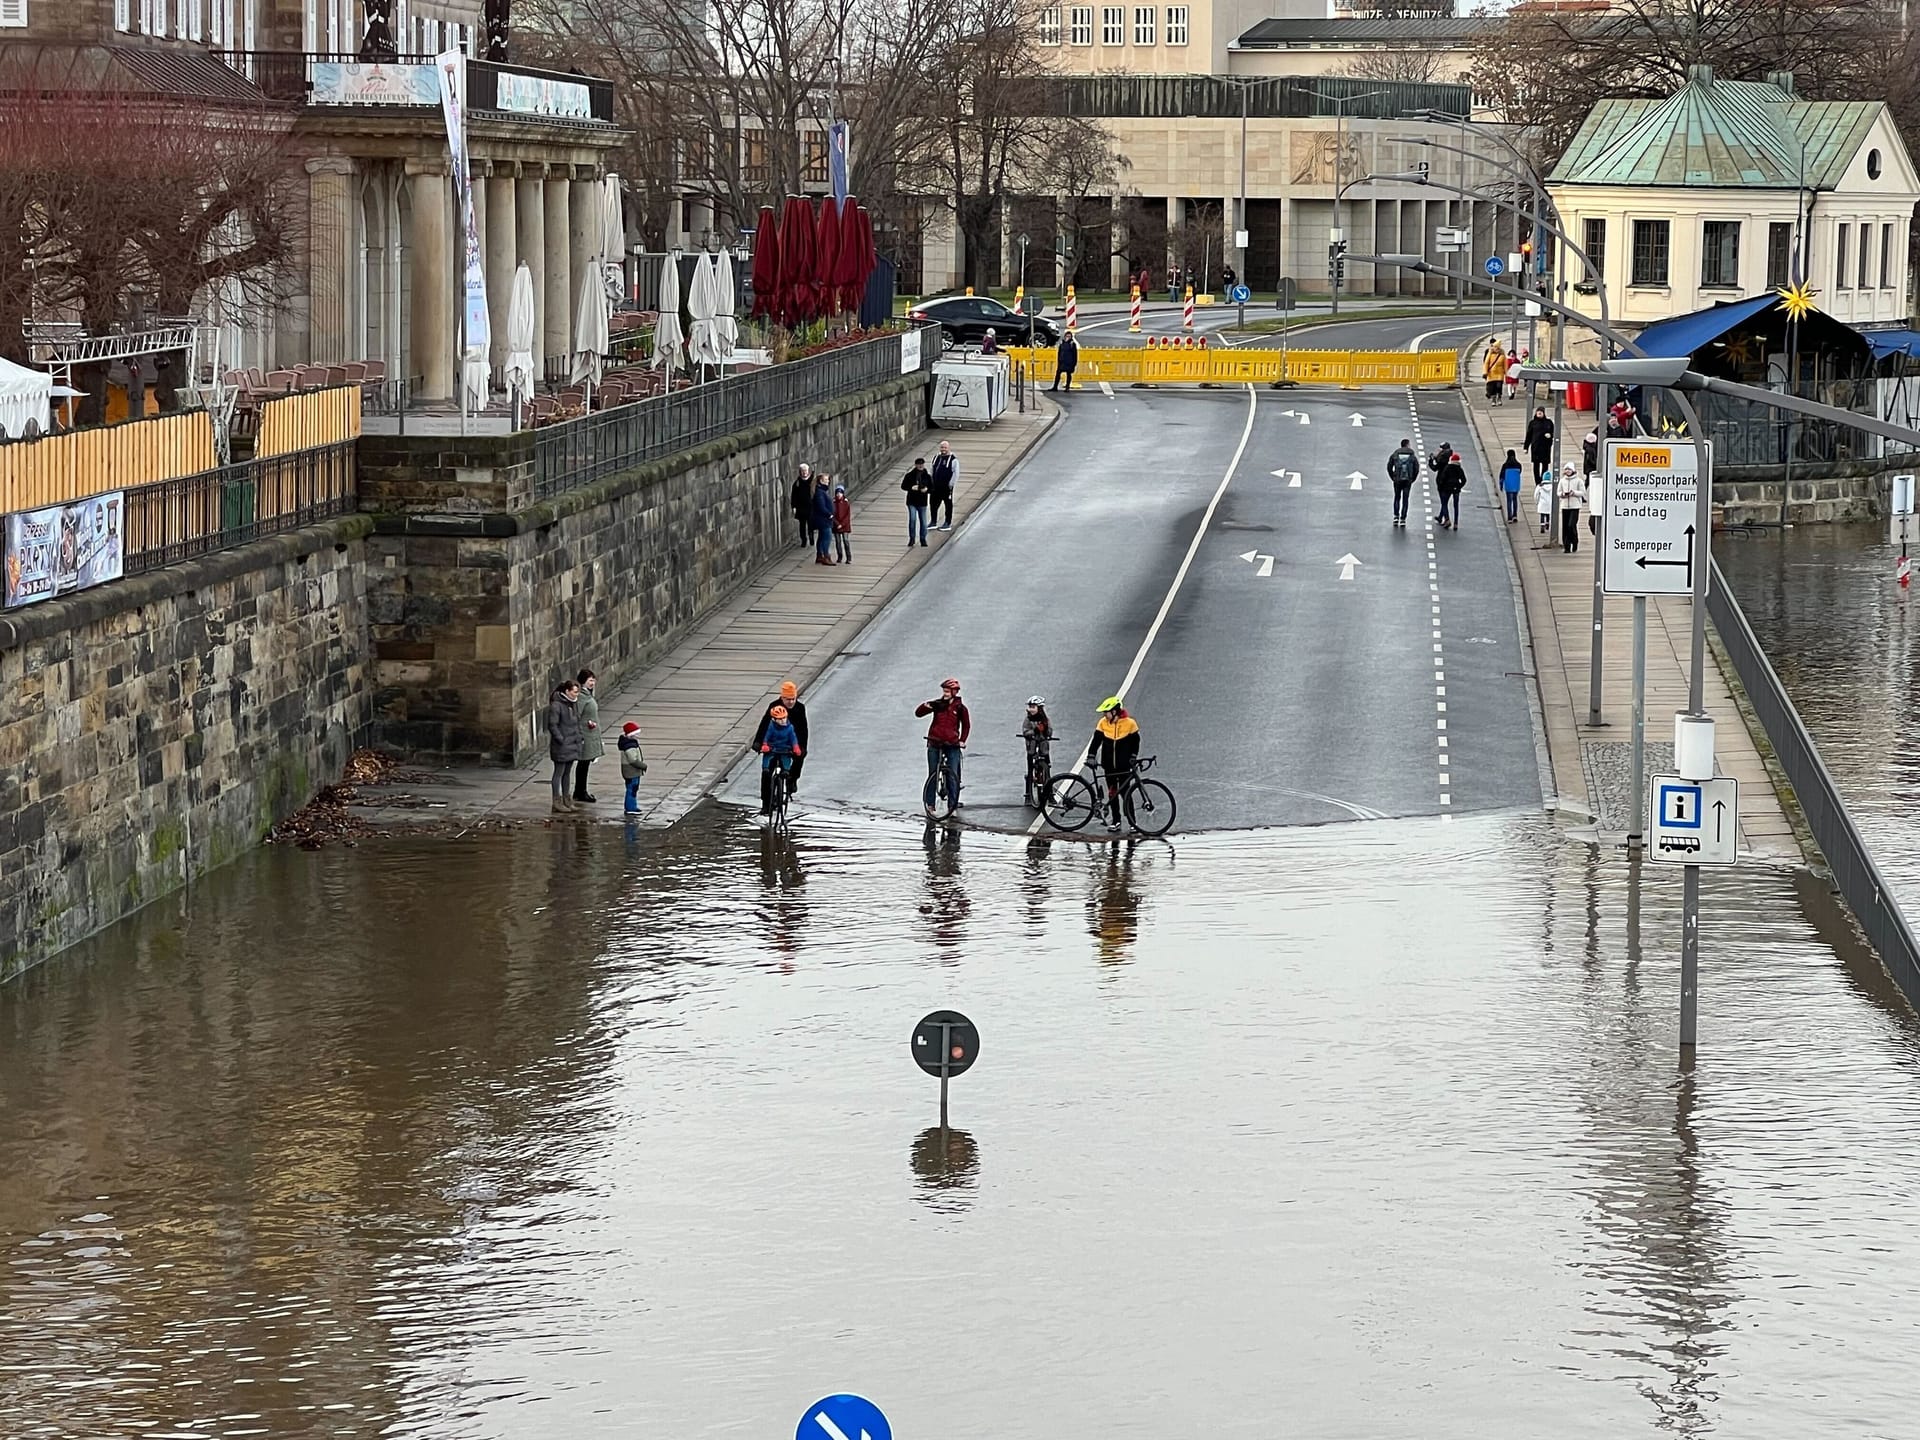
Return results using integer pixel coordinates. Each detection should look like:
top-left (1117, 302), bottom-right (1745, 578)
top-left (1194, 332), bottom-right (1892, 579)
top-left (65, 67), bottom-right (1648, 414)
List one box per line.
top-left (1406, 387), bottom-right (1452, 820)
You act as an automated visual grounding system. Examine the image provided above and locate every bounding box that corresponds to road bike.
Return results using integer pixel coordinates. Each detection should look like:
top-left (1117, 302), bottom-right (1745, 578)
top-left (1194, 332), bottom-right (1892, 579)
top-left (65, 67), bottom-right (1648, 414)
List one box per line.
top-left (764, 756), bottom-right (793, 835)
top-left (1020, 730), bottom-right (1056, 809)
top-left (923, 747), bottom-right (960, 819)
top-left (1043, 756), bottom-right (1176, 838)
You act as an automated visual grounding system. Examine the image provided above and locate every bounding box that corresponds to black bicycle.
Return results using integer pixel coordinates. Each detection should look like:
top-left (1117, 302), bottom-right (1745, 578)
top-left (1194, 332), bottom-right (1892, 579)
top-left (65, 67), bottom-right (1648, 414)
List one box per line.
top-left (1020, 730), bottom-right (1056, 809)
top-left (765, 757), bottom-right (793, 835)
top-left (923, 747), bottom-right (959, 819)
top-left (1043, 756), bottom-right (1176, 837)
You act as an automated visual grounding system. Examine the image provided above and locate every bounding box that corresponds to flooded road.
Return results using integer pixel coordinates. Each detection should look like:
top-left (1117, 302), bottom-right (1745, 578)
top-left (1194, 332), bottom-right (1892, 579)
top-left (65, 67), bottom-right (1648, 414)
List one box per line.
top-left (3, 811), bottom-right (1919, 1437)
top-left (1719, 523), bottom-right (1920, 909)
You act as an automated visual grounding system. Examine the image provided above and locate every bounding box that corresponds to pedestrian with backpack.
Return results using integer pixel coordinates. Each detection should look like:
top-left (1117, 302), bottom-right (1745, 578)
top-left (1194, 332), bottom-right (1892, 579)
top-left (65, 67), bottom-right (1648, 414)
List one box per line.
top-left (1387, 437), bottom-right (1419, 528)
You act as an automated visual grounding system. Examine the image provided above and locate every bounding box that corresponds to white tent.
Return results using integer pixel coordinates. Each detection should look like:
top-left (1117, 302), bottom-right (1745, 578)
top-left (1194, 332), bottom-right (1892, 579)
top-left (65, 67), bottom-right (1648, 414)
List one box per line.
top-left (0, 358), bottom-right (53, 439)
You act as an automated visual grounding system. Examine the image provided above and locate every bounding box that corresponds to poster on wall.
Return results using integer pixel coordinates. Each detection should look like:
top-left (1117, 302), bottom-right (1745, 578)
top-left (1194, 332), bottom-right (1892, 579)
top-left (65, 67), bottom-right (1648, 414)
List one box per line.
top-left (4, 492), bottom-right (124, 609)
top-left (311, 62), bottom-right (439, 106)
top-left (496, 71), bottom-right (593, 119)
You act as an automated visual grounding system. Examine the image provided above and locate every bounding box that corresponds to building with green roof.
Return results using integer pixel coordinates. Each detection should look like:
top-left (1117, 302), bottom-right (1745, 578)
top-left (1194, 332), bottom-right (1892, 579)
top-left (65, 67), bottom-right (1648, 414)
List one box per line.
top-left (1547, 66), bottom-right (1917, 334)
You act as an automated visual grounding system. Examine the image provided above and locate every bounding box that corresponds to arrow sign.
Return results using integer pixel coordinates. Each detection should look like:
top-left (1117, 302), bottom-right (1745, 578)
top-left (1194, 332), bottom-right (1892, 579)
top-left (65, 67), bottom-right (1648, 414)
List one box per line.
top-left (1713, 798), bottom-right (1727, 844)
top-left (1278, 409), bottom-right (1295, 417)
top-left (1241, 549), bottom-right (1275, 577)
top-left (1632, 524), bottom-right (1697, 587)
top-left (801, 1394), bottom-right (891, 1440)
top-left (1347, 471), bottom-right (1366, 490)
top-left (1349, 413), bottom-right (1365, 427)
top-left (1336, 552), bottom-right (1361, 581)
top-left (1298, 412), bottom-right (1311, 425)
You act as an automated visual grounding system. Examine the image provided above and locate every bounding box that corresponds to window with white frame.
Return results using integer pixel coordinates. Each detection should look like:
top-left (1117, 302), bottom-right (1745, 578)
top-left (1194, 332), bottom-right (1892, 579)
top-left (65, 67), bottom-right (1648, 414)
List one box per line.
top-left (0, 0), bottom-right (25, 26)
top-left (1700, 220), bottom-right (1739, 288)
top-left (1037, 6), bottom-right (1060, 43)
top-left (1133, 4), bottom-right (1153, 42)
top-left (1165, 4), bottom-right (1187, 43)
top-left (1068, 5), bottom-right (1092, 43)
top-left (116, 0), bottom-right (131, 31)
top-left (1859, 222), bottom-right (1873, 289)
top-left (1836, 224), bottom-right (1851, 288)
top-left (1100, 5), bottom-right (1123, 43)
top-left (1629, 218), bottom-right (1669, 286)
top-left (1883, 222), bottom-right (1897, 288)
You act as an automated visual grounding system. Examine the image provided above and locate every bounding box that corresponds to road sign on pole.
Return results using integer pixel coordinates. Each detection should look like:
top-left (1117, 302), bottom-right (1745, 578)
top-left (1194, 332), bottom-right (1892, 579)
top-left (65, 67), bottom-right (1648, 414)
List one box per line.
top-left (799, 1394), bottom-right (892, 1440)
top-left (1648, 775), bottom-right (1737, 866)
top-left (1602, 438), bottom-right (1709, 597)
top-left (1230, 284), bottom-right (1251, 304)
top-left (912, 1009), bottom-right (977, 1125)
top-left (1483, 255), bottom-right (1505, 278)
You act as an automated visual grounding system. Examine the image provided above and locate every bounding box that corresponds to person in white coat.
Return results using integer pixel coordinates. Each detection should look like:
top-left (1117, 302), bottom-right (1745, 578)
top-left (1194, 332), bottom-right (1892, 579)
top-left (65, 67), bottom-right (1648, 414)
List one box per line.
top-left (1555, 462), bottom-right (1586, 554)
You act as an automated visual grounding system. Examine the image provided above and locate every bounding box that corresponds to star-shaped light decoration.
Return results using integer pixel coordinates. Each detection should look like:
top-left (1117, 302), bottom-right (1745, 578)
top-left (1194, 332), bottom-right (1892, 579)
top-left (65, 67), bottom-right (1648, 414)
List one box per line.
top-left (1777, 281), bottom-right (1820, 322)
top-left (1722, 333), bottom-right (1756, 366)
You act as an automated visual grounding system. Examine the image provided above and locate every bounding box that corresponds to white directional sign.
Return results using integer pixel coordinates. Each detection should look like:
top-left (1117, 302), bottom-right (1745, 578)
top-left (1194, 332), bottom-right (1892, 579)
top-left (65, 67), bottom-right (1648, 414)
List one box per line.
top-left (1648, 774), bottom-right (1737, 866)
top-left (1602, 439), bottom-right (1709, 597)
top-left (1335, 552), bottom-right (1362, 581)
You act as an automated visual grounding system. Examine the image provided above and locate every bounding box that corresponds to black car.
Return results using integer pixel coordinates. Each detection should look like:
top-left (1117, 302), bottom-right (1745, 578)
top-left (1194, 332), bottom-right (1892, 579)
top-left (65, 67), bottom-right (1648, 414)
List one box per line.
top-left (909, 294), bottom-right (1060, 347)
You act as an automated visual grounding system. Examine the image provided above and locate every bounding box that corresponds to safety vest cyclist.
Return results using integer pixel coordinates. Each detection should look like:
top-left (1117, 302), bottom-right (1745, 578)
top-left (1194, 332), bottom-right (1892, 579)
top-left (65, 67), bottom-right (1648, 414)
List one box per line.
top-left (1083, 696), bottom-right (1141, 832)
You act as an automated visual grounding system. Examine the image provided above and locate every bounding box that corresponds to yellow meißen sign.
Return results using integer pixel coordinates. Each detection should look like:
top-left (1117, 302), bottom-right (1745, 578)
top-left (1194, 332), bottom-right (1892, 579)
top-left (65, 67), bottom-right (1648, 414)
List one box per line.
top-left (1615, 446), bottom-right (1673, 467)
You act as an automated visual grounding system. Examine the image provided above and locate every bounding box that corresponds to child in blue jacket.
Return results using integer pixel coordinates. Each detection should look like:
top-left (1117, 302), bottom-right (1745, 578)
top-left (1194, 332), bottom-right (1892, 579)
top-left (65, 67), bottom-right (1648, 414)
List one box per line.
top-left (759, 704), bottom-right (803, 814)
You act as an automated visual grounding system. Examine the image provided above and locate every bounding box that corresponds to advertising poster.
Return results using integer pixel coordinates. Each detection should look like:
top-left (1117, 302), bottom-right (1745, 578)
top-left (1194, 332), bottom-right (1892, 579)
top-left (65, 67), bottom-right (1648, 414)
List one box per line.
top-left (311, 62), bottom-right (439, 106)
top-left (4, 492), bottom-right (124, 609)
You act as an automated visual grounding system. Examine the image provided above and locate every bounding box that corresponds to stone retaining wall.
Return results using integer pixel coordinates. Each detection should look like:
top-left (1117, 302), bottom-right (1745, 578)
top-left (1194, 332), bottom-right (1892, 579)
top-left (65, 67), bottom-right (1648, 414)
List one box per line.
top-left (366, 372), bottom-right (928, 761)
top-left (1713, 455), bottom-right (1910, 526)
top-left (0, 518), bottom-right (374, 981)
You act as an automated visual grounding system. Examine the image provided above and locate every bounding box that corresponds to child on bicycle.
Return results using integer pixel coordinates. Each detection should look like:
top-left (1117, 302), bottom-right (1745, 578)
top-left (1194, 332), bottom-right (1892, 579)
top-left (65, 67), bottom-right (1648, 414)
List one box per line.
top-left (1021, 697), bottom-right (1052, 744)
top-left (759, 703), bottom-right (803, 816)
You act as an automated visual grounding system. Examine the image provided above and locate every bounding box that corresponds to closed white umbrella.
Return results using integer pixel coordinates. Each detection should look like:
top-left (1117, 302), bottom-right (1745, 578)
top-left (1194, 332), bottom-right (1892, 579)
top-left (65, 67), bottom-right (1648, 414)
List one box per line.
top-left (570, 265), bottom-right (611, 390)
top-left (712, 249), bottom-right (739, 372)
top-left (652, 251), bottom-right (684, 377)
top-left (600, 173), bottom-right (626, 304)
top-left (686, 251), bottom-right (720, 370)
top-left (503, 263), bottom-right (537, 423)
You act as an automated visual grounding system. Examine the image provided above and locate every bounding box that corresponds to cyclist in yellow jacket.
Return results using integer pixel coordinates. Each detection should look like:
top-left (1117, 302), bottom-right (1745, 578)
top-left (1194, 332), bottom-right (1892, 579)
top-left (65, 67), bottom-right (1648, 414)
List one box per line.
top-left (1083, 696), bottom-right (1141, 832)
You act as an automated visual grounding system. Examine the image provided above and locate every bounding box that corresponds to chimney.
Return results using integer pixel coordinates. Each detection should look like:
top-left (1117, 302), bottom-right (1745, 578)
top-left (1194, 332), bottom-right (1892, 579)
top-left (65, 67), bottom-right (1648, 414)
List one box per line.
top-left (1768, 70), bottom-right (1797, 97)
top-left (1687, 64), bottom-right (1714, 85)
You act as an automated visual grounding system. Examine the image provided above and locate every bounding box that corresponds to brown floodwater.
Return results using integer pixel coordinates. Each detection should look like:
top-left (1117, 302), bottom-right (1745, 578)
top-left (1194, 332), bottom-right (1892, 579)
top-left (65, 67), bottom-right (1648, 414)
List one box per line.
top-left (2, 807), bottom-right (1918, 1437)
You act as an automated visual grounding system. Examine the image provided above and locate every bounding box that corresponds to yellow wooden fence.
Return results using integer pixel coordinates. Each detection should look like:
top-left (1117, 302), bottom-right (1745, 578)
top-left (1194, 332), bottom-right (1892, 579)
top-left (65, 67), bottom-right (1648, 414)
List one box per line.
top-left (0, 411), bottom-right (215, 514)
top-left (1004, 346), bottom-right (1458, 388)
top-left (257, 385), bottom-right (362, 458)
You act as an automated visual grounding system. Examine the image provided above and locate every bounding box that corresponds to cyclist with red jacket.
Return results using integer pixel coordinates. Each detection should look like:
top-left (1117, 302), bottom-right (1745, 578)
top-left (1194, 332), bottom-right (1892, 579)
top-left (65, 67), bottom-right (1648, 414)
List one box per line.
top-left (915, 677), bottom-right (971, 811)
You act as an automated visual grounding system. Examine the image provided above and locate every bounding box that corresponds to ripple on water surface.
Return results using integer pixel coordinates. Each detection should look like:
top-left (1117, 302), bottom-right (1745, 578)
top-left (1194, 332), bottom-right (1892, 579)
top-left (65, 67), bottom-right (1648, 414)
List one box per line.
top-left (1, 809), bottom-right (1918, 1437)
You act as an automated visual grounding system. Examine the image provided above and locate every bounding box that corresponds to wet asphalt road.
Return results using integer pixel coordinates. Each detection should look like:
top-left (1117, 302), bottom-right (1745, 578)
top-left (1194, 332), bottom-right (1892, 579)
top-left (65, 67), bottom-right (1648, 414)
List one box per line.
top-left (722, 383), bottom-right (1540, 832)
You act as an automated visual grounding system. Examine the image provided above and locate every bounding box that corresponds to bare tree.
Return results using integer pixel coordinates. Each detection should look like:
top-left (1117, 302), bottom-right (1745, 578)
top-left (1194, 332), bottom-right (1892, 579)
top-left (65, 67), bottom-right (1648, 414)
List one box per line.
top-left (1341, 44), bottom-right (1445, 85)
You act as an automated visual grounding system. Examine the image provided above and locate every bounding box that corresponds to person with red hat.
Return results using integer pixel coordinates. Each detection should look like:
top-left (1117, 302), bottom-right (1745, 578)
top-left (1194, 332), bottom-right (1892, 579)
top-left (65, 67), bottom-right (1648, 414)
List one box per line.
top-left (618, 721), bottom-right (648, 814)
top-left (751, 681), bottom-right (810, 809)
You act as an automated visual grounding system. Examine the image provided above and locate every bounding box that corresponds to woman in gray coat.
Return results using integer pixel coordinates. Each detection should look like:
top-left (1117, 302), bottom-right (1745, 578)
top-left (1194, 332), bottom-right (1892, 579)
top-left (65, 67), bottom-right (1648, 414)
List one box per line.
top-left (547, 679), bottom-right (583, 813)
top-left (573, 667), bottom-right (603, 803)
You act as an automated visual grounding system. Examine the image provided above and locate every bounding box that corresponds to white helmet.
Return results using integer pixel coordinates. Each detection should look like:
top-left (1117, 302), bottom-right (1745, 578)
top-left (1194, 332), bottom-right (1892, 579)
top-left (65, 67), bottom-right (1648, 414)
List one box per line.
top-left (1026, 695), bottom-right (1046, 706)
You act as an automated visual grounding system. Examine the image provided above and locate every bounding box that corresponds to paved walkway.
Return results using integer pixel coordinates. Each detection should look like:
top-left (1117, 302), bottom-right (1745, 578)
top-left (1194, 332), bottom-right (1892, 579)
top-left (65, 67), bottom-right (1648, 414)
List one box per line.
top-left (1459, 361), bottom-right (1798, 859)
top-left (352, 396), bottom-right (1060, 829)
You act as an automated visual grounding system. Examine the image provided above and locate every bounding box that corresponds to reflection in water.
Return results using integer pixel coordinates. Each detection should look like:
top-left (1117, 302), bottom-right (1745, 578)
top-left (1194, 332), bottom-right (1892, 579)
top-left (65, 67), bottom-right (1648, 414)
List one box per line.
top-left (2, 811), bottom-right (1920, 1436)
top-left (909, 1125), bottom-right (981, 1213)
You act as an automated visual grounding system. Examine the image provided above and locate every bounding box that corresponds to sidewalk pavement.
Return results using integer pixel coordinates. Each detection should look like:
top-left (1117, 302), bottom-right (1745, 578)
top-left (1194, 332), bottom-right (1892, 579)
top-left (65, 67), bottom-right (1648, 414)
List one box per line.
top-left (351, 395), bottom-right (1060, 830)
top-left (1459, 362), bottom-right (1799, 859)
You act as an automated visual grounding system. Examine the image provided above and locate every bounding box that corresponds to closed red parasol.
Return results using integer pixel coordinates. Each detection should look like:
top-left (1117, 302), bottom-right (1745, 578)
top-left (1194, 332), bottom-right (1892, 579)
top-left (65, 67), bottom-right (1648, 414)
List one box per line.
top-left (748, 204), bottom-right (780, 321)
top-left (814, 196), bottom-right (842, 318)
top-left (778, 194), bottom-right (816, 324)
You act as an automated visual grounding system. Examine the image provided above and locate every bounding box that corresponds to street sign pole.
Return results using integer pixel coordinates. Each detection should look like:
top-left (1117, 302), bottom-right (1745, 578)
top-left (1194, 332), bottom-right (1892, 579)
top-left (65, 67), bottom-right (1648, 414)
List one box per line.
top-left (1674, 392), bottom-right (1714, 1062)
top-left (1630, 594), bottom-right (1647, 847)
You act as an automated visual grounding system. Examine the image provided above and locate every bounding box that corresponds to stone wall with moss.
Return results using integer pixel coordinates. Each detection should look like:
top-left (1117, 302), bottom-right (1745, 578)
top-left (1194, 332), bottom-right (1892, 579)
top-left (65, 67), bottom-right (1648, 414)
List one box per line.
top-left (0, 518), bottom-right (373, 980)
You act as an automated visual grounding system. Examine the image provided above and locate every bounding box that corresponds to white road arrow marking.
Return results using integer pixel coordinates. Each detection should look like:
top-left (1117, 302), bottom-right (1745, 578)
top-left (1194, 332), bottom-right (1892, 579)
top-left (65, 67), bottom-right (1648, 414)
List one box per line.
top-left (1336, 552), bottom-right (1362, 581)
top-left (1350, 413), bottom-right (1365, 427)
top-left (1269, 468), bottom-right (1289, 479)
top-left (1099, 381), bottom-right (1114, 398)
top-left (1240, 550), bottom-right (1275, 577)
top-left (1278, 409), bottom-right (1295, 417)
top-left (1298, 412), bottom-right (1311, 425)
top-left (1288, 472), bottom-right (1301, 487)
top-left (1347, 471), bottom-right (1366, 490)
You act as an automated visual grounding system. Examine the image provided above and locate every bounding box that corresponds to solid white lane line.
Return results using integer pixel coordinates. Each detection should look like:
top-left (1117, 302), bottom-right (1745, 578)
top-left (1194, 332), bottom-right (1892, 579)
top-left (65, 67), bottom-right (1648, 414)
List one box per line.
top-left (1407, 321), bottom-right (1495, 353)
top-left (1025, 383), bottom-right (1258, 837)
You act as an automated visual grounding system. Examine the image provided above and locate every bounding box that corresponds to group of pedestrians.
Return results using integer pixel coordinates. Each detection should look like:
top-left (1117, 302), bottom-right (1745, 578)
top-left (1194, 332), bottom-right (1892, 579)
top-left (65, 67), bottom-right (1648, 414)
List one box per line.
top-left (1384, 435), bottom-right (1466, 529)
top-left (791, 463), bottom-right (853, 566)
top-left (545, 667), bottom-right (648, 816)
top-left (1482, 340), bottom-right (1530, 404)
top-left (902, 440), bottom-right (960, 547)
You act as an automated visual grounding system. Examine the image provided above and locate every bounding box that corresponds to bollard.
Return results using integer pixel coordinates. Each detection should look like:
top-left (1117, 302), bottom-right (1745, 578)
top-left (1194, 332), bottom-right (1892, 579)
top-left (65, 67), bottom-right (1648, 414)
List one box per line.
top-left (1128, 286), bottom-right (1142, 333)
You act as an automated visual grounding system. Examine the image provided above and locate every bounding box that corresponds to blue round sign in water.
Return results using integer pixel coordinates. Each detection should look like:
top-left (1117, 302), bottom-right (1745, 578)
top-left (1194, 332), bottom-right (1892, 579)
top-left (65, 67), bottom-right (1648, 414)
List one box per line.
top-left (798, 1393), bottom-right (891, 1440)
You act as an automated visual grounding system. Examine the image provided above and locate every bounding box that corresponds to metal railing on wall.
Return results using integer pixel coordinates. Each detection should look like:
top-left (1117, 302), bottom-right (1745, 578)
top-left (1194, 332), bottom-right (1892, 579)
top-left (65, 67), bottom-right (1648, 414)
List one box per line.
top-left (1707, 557), bottom-right (1920, 1004)
top-left (532, 325), bottom-right (935, 499)
top-left (123, 441), bottom-right (357, 575)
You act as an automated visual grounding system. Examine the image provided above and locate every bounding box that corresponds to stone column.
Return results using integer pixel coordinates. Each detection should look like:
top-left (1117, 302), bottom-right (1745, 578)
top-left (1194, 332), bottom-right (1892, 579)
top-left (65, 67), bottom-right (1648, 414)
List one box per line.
top-left (485, 169), bottom-right (517, 373)
top-left (408, 161), bottom-right (453, 401)
top-left (570, 170), bottom-right (597, 283)
top-left (543, 174), bottom-right (573, 361)
top-left (516, 168), bottom-right (547, 376)
top-left (306, 156), bottom-right (355, 365)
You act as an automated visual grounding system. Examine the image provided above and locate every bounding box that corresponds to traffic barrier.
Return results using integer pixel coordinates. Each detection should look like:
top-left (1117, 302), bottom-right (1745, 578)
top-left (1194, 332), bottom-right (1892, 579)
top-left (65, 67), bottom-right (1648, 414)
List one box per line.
top-left (1182, 287), bottom-right (1194, 331)
top-left (1128, 287), bottom-right (1141, 333)
top-left (1004, 346), bottom-right (1458, 387)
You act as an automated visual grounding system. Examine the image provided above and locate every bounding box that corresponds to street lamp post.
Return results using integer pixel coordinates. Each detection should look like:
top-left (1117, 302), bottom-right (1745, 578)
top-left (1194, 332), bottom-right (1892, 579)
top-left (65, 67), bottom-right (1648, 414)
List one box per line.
top-left (1324, 87), bottom-right (1391, 315)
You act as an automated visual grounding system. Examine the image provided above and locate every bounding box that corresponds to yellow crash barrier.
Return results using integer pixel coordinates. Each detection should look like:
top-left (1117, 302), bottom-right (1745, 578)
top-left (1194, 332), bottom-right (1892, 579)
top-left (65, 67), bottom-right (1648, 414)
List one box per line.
top-left (1004, 346), bottom-right (1457, 388)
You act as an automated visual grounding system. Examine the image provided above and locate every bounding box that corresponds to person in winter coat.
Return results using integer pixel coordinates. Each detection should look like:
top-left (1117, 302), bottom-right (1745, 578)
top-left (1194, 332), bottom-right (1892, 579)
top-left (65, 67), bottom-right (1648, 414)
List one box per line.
top-left (1556, 462), bottom-right (1586, 553)
top-left (758, 705), bottom-right (803, 815)
top-left (573, 668), bottom-right (603, 803)
top-left (930, 440), bottom-right (959, 530)
top-left (1436, 449), bottom-right (1468, 530)
top-left (752, 681), bottom-right (810, 807)
top-left (791, 463), bottom-right (815, 548)
top-left (546, 679), bottom-right (583, 814)
top-left (1608, 397), bottom-right (1636, 438)
top-left (1524, 406), bottom-right (1555, 486)
top-left (1483, 341), bottom-right (1506, 402)
top-left (1537, 467), bottom-right (1555, 534)
top-left (1582, 429), bottom-right (1600, 482)
top-left (1504, 349), bottom-right (1526, 403)
top-left (1052, 331), bottom-right (1079, 392)
top-left (1387, 437), bottom-right (1420, 528)
top-left (902, 458), bottom-right (932, 547)
top-left (1083, 695), bottom-right (1142, 832)
top-left (618, 721), bottom-right (648, 814)
top-left (831, 483), bottom-right (852, 564)
top-left (915, 676), bottom-right (971, 811)
top-left (1499, 448), bottom-right (1524, 523)
top-left (811, 474), bottom-right (837, 565)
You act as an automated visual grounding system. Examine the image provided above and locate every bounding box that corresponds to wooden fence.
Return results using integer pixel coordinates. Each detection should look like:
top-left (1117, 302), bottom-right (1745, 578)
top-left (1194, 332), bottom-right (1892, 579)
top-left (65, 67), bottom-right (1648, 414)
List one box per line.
top-left (258, 385), bottom-right (362, 458)
top-left (0, 411), bottom-right (215, 514)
